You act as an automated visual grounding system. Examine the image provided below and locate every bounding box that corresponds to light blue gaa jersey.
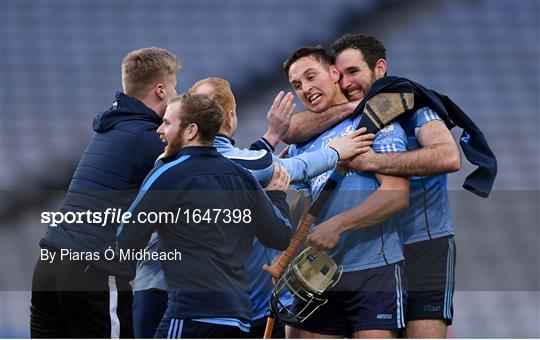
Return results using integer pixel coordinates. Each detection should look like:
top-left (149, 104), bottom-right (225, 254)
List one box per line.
top-left (213, 136), bottom-right (338, 187)
top-left (289, 115), bottom-right (407, 272)
top-left (134, 135), bottom-right (340, 320)
top-left (396, 107), bottom-right (454, 244)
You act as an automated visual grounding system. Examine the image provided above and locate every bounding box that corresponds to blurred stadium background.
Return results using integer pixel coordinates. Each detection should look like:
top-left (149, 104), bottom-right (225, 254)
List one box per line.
top-left (1, 0), bottom-right (538, 337)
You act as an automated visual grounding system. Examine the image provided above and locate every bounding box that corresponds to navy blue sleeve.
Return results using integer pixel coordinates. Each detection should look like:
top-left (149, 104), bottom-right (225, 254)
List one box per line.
top-left (252, 189), bottom-right (292, 250)
top-left (229, 149), bottom-right (274, 187)
top-left (249, 137), bottom-right (275, 153)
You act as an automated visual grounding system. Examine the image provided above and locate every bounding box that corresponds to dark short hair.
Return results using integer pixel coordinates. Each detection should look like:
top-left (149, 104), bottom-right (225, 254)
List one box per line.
top-left (170, 93), bottom-right (225, 144)
top-left (283, 45), bottom-right (333, 76)
top-left (331, 34), bottom-right (386, 70)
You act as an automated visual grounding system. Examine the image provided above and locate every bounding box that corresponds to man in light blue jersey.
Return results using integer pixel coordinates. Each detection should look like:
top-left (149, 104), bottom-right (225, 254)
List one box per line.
top-left (131, 77), bottom-right (372, 338)
top-left (284, 46), bottom-right (410, 339)
top-left (285, 34), bottom-right (460, 338)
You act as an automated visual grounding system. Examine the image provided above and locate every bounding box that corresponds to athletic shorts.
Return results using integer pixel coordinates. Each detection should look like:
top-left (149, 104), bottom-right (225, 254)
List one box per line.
top-left (154, 317), bottom-right (248, 338)
top-left (404, 235), bottom-right (456, 324)
top-left (30, 255), bottom-right (133, 338)
top-left (133, 289), bottom-right (169, 338)
top-left (289, 262), bottom-right (407, 336)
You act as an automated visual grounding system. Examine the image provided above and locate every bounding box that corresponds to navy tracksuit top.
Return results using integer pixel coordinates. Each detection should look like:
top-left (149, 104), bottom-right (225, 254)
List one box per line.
top-left (116, 146), bottom-right (292, 323)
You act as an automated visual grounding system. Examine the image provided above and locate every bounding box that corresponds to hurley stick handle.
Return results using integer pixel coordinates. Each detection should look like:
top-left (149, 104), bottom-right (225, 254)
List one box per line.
top-left (264, 214), bottom-right (315, 279)
top-left (263, 316), bottom-right (275, 339)
top-left (263, 165), bottom-right (346, 279)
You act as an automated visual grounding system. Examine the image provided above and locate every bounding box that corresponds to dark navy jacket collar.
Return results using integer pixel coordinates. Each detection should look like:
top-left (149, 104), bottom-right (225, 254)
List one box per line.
top-left (115, 91), bottom-right (162, 124)
top-left (162, 146), bottom-right (219, 163)
top-left (93, 92), bottom-right (162, 132)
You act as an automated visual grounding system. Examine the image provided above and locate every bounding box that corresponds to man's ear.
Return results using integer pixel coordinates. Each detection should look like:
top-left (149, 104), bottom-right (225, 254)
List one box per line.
top-left (374, 58), bottom-right (387, 79)
top-left (329, 65), bottom-right (341, 84)
top-left (186, 123), bottom-right (199, 141)
top-left (224, 110), bottom-right (233, 130)
top-left (155, 83), bottom-right (166, 99)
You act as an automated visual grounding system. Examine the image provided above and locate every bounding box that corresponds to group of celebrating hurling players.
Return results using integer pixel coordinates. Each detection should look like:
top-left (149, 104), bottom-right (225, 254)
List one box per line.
top-left (30, 33), bottom-right (496, 339)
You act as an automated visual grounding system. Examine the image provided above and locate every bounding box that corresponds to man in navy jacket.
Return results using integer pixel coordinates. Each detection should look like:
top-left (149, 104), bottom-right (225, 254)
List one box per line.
top-left (117, 93), bottom-right (293, 338)
top-left (31, 47), bottom-right (180, 338)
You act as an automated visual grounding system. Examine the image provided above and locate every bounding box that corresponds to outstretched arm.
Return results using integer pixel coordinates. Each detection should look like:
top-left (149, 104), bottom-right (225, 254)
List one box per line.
top-left (282, 101), bottom-right (358, 144)
top-left (277, 128), bottom-right (374, 183)
top-left (344, 120), bottom-right (460, 176)
top-left (306, 173), bottom-right (409, 251)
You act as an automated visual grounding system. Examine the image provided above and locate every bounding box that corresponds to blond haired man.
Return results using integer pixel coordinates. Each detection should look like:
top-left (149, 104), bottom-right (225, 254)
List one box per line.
top-left (31, 47), bottom-right (180, 338)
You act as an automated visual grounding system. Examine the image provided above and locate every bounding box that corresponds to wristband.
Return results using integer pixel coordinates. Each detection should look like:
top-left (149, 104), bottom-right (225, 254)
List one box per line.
top-left (328, 146), bottom-right (341, 160)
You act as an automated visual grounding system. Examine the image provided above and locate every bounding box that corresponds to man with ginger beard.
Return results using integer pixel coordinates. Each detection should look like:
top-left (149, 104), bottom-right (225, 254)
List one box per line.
top-left (132, 77), bottom-right (372, 338)
top-left (117, 93), bottom-right (293, 338)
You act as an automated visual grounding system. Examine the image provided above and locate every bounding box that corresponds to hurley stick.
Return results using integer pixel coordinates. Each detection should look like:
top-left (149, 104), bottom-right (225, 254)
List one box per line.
top-left (262, 92), bottom-right (413, 338)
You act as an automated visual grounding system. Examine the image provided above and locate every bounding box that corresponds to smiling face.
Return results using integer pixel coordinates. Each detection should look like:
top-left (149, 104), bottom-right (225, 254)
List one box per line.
top-left (287, 56), bottom-right (345, 113)
top-left (157, 100), bottom-right (188, 156)
top-left (334, 48), bottom-right (385, 101)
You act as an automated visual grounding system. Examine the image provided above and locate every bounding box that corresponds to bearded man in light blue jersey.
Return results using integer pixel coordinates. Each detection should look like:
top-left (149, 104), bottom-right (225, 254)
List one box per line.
top-left (284, 45), bottom-right (410, 339)
top-left (285, 34), bottom-right (460, 339)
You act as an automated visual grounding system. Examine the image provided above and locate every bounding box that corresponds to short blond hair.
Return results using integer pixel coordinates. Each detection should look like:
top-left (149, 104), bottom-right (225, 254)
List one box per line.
top-left (121, 47), bottom-right (181, 98)
top-left (189, 77), bottom-right (236, 114)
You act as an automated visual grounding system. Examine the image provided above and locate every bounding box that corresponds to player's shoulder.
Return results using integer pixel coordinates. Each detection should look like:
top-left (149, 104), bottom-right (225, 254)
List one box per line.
top-left (414, 106), bottom-right (440, 118)
top-left (410, 106), bottom-right (443, 128)
top-left (224, 145), bottom-right (268, 160)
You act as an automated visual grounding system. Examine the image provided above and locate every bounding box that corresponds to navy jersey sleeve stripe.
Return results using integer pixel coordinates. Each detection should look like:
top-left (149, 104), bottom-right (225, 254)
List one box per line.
top-left (227, 150), bottom-right (273, 171)
top-left (249, 138), bottom-right (274, 152)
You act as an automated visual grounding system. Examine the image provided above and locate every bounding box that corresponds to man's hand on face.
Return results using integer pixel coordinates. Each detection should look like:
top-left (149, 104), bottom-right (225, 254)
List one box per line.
top-left (306, 218), bottom-right (341, 252)
top-left (263, 91), bottom-right (296, 147)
